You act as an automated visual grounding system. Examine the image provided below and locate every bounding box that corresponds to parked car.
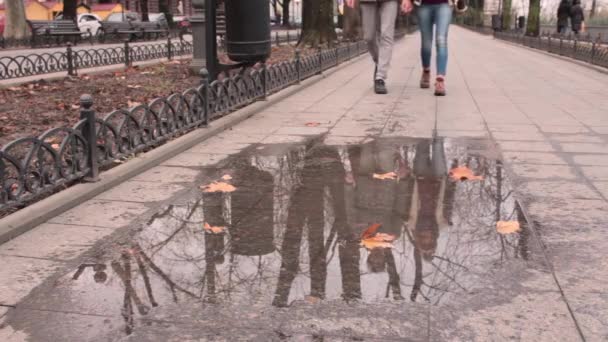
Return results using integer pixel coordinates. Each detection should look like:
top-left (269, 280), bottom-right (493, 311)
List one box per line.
top-left (106, 12), bottom-right (141, 22)
top-left (148, 13), bottom-right (169, 29)
top-left (54, 12), bottom-right (102, 36)
top-left (77, 13), bottom-right (102, 36)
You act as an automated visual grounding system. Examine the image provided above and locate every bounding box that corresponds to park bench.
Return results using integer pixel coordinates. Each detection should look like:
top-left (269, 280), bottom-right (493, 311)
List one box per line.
top-left (132, 21), bottom-right (168, 40)
top-left (27, 20), bottom-right (84, 47)
top-left (99, 21), bottom-right (139, 42)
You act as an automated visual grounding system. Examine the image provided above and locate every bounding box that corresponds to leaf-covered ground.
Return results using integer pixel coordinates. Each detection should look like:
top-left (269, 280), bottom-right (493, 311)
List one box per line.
top-left (0, 45), bottom-right (314, 147)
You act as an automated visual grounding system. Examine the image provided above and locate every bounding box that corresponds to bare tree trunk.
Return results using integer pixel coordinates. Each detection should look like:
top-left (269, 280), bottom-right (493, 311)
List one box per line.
top-left (526, 0), bottom-right (541, 36)
top-left (3, 0), bottom-right (29, 40)
top-left (63, 0), bottom-right (78, 21)
top-left (590, 0), bottom-right (597, 19)
top-left (300, 0), bottom-right (336, 46)
top-left (282, 0), bottom-right (291, 27)
top-left (142, 0), bottom-right (150, 21)
top-left (343, 0), bottom-right (361, 40)
top-left (501, 0), bottom-right (512, 30)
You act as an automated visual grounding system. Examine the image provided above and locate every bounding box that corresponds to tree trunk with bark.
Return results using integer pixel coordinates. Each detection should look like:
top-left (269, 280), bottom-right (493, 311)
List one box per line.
top-left (501, 0), bottom-right (512, 30)
top-left (282, 0), bottom-right (291, 27)
top-left (590, 0), bottom-right (597, 19)
top-left (526, 0), bottom-right (541, 36)
top-left (343, 0), bottom-right (361, 40)
top-left (3, 0), bottom-right (29, 40)
top-left (142, 0), bottom-right (150, 21)
top-left (299, 0), bottom-right (336, 46)
top-left (63, 0), bottom-right (78, 21)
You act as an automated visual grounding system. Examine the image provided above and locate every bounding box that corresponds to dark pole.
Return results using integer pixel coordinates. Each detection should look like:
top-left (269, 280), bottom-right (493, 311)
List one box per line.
top-left (80, 94), bottom-right (99, 182)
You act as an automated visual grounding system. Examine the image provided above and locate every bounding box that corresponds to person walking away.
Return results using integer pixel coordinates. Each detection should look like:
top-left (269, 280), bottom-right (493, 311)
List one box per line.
top-left (570, 0), bottom-right (585, 35)
top-left (346, 0), bottom-right (413, 94)
top-left (557, 0), bottom-right (572, 34)
top-left (402, 0), bottom-right (452, 96)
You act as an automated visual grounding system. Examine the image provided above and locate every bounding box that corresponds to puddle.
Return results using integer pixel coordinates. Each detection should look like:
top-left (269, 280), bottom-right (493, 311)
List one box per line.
top-left (15, 136), bottom-right (539, 337)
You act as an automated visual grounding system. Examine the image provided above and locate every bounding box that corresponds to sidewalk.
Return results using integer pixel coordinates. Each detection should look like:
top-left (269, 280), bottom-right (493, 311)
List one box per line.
top-left (1, 26), bottom-right (607, 341)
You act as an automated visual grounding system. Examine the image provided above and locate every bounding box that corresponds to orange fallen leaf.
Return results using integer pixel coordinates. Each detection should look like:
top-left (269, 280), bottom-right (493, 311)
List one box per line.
top-left (361, 239), bottom-right (394, 250)
top-left (361, 223), bottom-right (382, 240)
top-left (204, 222), bottom-right (225, 234)
top-left (221, 174), bottom-right (232, 181)
top-left (200, 181), bottom-right (236, 193)
top-left (127, 100), bottom-right (142, 108)
top-left (370, 233), bottom-right (396, 242)
top-left (449, 166), bottom-right (483, 181)
top-left (305, 295), bottom-right (321, 304)
top-left (373, 172), bottom-right (398, 180)
top-left (51, 143), bottom-right (60, 150)
top-left (305, 122), bottom-right (320, 127)
top-left (496, 221), bottom-right (520, 235)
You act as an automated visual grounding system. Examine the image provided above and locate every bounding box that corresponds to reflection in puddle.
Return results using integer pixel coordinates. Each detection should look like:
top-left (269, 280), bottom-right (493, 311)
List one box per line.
top-left (71, 136), bottom-right (531, 335)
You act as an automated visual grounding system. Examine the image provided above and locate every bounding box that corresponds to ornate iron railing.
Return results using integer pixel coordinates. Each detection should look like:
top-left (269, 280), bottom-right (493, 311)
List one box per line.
top-left (494, 31), bottom-right (608, 69)
top-left (0, 39), bottom-right (193, 80)
top-left (0, 41), bottom-right (368, 212)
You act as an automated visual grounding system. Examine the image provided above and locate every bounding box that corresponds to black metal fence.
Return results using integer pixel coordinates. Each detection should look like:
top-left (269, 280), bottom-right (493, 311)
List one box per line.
top-left (0, 41), bottom-right (368, 212)
top-left (494, 31), bottom-right (608, 69)
top-left (0, 30), bottom-right (309, 81)
top-left (0, 38), bottom-right (194, 81)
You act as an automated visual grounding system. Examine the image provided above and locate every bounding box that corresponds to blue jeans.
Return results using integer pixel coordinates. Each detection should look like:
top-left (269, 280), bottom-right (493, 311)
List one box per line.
top-left (416, 4), bottom-right (452, 75)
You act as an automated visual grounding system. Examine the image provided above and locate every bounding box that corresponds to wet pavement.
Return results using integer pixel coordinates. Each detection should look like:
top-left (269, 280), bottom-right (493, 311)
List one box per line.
top-left (1, 136), bottom-right (556, 341)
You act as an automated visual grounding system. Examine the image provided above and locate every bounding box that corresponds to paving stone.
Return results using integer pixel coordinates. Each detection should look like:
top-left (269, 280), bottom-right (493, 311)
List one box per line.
top-left (0, 223), bottom-right (114, 261)
top-left (502, 151), bottom-right (567, 165)
top-left (573, 154), bottom-right (608, 166)
top-left (581, 166), bottom-right (608, 181)
top-left (549, 134), bottom-right (604, 143)
top-left (436, 130), bottom-right (488, 138)
top-left (188, 140), bottom-right (251, 154)
top-left (539, 125), bottom-right (590, 134)
top-left (431, 291), bottom-right (580, 342)
top-left (521, 180), bottom-right (601, 200)
top-left (499, 141), bottom-right (555, 152)
top-left (131, 166), bottom-right (200, 183)
top-left (591, 126), bottom-right (608, 134)
top-left (592, 181), bottom-right (608, 199)
top-left (0, 256), bottom-right (63, 305)
top-left (509, 163), bottom-right (577, 180)
top-left (492, 131), bottom-right (547, 141)
top-left (274, 126), bottom-right (329, 136)
top-left (562, 291), bottom-right (608, 341)
top-left (261, 134), bottom-right (307, 144)
top-left (48, 200), bottom-right (148, 228)
top-left (559, 142), bottom-right (608, 154)
top-left (161, 152), bottom-right (229, 167)
top-left (95, 181), bottom-right (186, 203)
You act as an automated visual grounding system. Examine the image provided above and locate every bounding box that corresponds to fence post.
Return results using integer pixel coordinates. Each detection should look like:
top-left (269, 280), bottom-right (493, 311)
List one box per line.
top-left (295, 48), bottom-right (301, 84)
top-left (167, 36), bottom-right (172, 60)
top-left (559, 35), bottom-right (563, 55)
top-left (547, 34), bottom-right (551, 53)
top-left (573, 35), bottom-right (578, 59)
top-left (317, 46), bottom-right (322, 74)
top-left (287, 31), bottom-right (290, 45)
top-left (80, 94), bottom-right (99, 182)
top-left (261, 62), bottom-right (268, 100)
top-left (347, 41), bottom-right (351, 60)
top-left (66, 42), bottom-right (76, 76)
top-left (124, 40), bottom-right (131, 67)
top-left (276, 32), bottom-right (280, 46)
top-left (200, 68), bottom-right (210, 126)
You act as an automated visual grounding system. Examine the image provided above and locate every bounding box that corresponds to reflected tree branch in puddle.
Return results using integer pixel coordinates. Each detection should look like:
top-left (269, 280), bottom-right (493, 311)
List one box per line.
top-left (149, 199), bottom-right (202, 254)
top-left (134, 253), bottom-right (159, 308)
top-left (135, 243), bottom-right (199, 299)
